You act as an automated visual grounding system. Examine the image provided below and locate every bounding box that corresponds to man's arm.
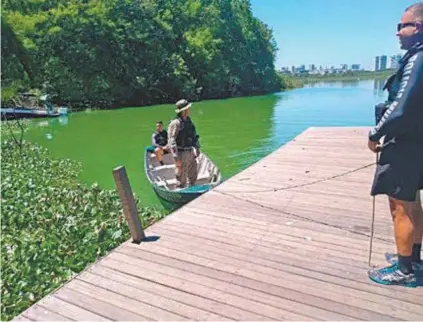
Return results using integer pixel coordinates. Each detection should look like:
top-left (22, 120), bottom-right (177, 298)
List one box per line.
top-left (151, 133), bottom-right (159, 148)
top-left (195, 137), bottom-right (201, 150)
top-left (168, 119), bottom-right (181, 160)
top-left (369, 52), bottom-right (423, 142)
top-left (163, 130), bottom-right (169, 147)
top-left (192, 123), bottom-right (200, 150)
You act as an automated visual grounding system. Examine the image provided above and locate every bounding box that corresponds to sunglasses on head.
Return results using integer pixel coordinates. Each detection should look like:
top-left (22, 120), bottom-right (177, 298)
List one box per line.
top-left (397, 21), bottom-right (422, 32)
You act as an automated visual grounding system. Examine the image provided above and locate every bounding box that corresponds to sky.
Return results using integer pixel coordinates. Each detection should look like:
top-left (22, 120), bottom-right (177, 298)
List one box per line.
top-left (250, 0), bottom-right (419, 70)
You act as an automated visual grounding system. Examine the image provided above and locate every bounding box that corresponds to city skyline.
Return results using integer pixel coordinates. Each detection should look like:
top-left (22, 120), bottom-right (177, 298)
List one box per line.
top-left (250, 0), bottom-right (416, 70)
top-left (280, 51), bottom-right (402, 72)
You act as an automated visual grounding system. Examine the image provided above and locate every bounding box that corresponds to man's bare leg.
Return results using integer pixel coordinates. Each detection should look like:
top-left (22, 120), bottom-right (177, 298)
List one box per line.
top-left (389, 196), bottom-right (414, 274)
top-left (410, 191), bottom-right (422, 263)
top-left (368, 196), bottom-right (416, 286)
top-left (385, 191), bottom-right (423, 267)
top-left (155, 147), bottom-right (164, 165)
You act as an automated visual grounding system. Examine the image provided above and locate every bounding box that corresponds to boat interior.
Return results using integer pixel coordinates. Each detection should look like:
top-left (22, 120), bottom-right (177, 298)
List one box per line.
top-left (146, 150), bottom-right (221, 191)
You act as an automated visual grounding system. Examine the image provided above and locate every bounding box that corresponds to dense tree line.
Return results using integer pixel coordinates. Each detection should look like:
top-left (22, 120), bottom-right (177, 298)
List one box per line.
top-left (1, 0), bottom-right (285, 109)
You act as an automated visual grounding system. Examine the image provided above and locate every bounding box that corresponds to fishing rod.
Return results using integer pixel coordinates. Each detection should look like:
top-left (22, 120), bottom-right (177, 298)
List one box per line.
top-left (368, 102), bottom-right (390, 267)
top-left (368, 151), bottom-right (379, 267)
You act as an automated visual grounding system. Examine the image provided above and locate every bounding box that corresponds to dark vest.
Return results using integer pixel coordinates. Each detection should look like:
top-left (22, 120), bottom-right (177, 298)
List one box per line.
top-left (375, 42), bottom-right (423, 124)
top-left (175, 117), bottom-right (198, 148)
top-left (154, 130), bottom-right (168, 146)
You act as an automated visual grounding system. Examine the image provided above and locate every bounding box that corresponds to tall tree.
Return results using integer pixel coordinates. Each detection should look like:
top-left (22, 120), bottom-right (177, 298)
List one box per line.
top-left (1, 0), bottom-right (283, 108)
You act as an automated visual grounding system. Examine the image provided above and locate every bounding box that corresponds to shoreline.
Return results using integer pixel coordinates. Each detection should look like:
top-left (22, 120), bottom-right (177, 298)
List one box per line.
top-left (288, 69), bottom-right (394, 86)
top-left (2, 89), bottom-right (294, 115)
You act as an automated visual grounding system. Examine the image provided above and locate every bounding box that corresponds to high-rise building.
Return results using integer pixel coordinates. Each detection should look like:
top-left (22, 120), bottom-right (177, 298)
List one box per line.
top-left (375, 56), bottom-right (380, 71)
top-left (390, 54), bottom-right (402, 69)
top-left (351, 64), bottom-right (360, 71)
top-left (380, 55), bottom-right (387, 70)
top-left (341, 64), bottom-right (348, 70)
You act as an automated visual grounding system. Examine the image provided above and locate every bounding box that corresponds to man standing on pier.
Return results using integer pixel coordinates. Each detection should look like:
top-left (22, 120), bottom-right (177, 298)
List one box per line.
top-left (168, 99), bottom-right (200, 188)
top-left (367, 2), bottom-right (423, 287)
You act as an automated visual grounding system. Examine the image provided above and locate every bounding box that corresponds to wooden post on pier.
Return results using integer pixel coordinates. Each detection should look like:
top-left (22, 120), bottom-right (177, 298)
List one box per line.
top-left (112, 166), bottom-right (145, 244)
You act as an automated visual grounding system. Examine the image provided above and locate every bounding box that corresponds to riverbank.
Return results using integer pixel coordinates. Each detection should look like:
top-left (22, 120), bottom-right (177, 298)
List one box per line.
top-left (3, 74), bottom-right (297, 113)
top-left (288, 69), bottom-right (393, 85)
top-left (0, 139), bottom-right (167, 321)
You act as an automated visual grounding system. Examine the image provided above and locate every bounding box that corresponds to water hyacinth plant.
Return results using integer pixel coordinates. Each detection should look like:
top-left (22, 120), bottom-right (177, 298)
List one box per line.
top-left (1, 139), bottom-right (166, 320)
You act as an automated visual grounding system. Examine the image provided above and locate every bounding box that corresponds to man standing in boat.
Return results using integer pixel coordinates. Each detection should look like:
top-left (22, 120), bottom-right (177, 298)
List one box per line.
top-left (168, 99), bottom-right (200, 188)
top-left (367, 2), bottom-right (423, 287)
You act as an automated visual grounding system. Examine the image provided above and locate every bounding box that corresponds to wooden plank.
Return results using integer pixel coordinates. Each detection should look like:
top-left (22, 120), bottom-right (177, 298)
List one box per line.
top-left (148, 221), bottom-right (393, 282)
top-left (65, 279), bottom-right (185, 321)
top-left (227, 190), bottom-right (381, 214)
top-left (150, 225), bottom-right (369, 269)
top-left (102, 255), bottom-right (393, 320)
top-left (22, 306), bottom-right (69, 321)
top-left (77, 272), bottom-right (231, 321)
top-left (153, 220), bottom-right (381, 269)
top-left (54, 287), bottom-right (148, 321)
top-left (223, 162), bottom-right (376, 182)
top-left (11, 316), bottom-right (33, 321)
top-left (216, 195), bottom-right (393, 239)
top-left (164, 211), bottom-right (389, 259)
top-left (199, 190), bottom-right (391, 227)
top-left (38, 296), bottom-right (110, 321)
top-left (182, 207), bottom-right (392, 252)
top-left (219, 179), bottom-right (380, 200)
top-left (138, 231), bottom-right (423, 305)
top-left (98, 258), bottom-right (353, 321)
top-left (97, 259), bottom-right (273, 321)
top-left (122, 243), bottom-right (423, 318)
top-left (86, 266), bottom-right (235, 321)
top-left (159, 219), bottom-right (382, 267)
top-left (185, 196), bottom-right (392, 241)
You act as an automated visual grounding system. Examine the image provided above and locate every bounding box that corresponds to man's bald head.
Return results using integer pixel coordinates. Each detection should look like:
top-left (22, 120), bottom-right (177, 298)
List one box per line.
top-left (397, 2), bottom-right (423, 50)
top-left (405, 2), bottom-right (423, 21)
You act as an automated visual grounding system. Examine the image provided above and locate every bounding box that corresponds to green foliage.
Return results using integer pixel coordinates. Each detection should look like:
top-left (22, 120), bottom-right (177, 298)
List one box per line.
top-left (292, 69), bottom-right (394, 84)
top-left (1, 119), bottom-right (31, 137)
top-left (1, 13), bottom-right (33, 106)
top-left (2, 0), bottom-right (283, 108)
top-left (277, 73), bottom-right (303, 89)
top-left (0, 140), bottom-right (166, 320)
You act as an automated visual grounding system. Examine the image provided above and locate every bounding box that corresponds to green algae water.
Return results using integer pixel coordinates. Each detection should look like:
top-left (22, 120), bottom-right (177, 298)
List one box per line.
top-left (24, 79), bottom-right (387, 206)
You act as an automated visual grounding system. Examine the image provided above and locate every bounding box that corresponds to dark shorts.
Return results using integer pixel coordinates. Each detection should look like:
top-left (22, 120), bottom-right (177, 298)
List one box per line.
top-left (371, 142), bottom-right (423, 201)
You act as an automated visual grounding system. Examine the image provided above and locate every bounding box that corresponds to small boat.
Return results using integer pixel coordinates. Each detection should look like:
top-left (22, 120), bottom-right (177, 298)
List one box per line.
top-left (144, 147), bottom-right (223, 206)
top-left (0, 107), bottom-right (60, 120)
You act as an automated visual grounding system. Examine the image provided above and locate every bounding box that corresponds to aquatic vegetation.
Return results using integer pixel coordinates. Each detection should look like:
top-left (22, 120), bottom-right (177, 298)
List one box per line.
top-left (1, 140), bottom-right (166, 320)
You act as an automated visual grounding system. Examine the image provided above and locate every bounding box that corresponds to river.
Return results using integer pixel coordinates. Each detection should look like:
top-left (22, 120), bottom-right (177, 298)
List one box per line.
top-left (24, 79), bottom-right (387, 206)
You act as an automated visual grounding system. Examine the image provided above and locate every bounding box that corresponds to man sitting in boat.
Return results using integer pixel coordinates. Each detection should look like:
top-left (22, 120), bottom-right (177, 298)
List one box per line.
top-left (148, 121), bottom-right (169, 166)
top-left (168, 99), bottom-right (200, 188)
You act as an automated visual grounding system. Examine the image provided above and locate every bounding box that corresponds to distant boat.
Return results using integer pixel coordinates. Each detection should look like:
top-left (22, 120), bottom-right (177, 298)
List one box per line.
top-left (144, 147), bottom-right (222, 206)
top-left (0, 107), bottom-right (60, 120)
top-left (1, 92), bottom-right (69, 120)
top-left (1, 106), bottom-right (68, 120)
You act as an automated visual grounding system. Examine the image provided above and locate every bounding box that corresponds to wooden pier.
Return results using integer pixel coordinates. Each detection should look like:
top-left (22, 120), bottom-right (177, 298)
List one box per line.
top-left (14, 127), bottom-right (423, 321)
